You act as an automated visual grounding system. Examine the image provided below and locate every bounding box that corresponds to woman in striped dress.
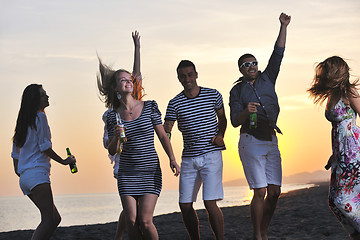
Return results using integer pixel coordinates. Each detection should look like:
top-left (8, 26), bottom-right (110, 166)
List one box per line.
top-left (97, 53), bottom-right (180, 240)
top-left (100, 30), bottom-right (142, 240)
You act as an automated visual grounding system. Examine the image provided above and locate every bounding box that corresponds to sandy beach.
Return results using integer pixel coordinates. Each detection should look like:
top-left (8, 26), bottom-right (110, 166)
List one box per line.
top-left (0, 182), bottom-right (349, 240)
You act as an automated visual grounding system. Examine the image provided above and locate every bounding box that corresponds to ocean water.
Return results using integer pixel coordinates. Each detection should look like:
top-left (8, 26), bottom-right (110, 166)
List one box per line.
top-left (0, 184), bottom-right (313, 232)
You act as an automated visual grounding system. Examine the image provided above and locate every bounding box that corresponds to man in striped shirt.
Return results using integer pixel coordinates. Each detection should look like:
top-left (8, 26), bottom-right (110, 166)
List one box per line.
top-left (164, 60), bottom-right (227, 240)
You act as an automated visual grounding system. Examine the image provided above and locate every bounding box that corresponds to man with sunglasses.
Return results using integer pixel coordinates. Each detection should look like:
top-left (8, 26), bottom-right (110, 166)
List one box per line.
top-left (229, 12), bottom-right (291, 240)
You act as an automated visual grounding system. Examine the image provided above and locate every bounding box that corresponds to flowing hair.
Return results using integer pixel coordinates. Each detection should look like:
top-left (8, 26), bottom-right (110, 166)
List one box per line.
top-left (13, 84), bottom-right (42, 147)
top-left (97, 57), bottom-right (144, 109)
top-left (308, 56), bottom-right (359, 105)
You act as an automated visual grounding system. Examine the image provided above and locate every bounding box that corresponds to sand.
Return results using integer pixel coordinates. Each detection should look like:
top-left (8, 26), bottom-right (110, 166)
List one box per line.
top-left (0, 182), bottom-right (350, 240)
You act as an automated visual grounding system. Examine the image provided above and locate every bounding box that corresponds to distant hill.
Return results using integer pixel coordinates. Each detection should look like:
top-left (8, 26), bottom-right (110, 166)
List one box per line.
top-left (282, 170), bottom-right (330, 184)
top-left (223, 170), bottom-right (330, 187)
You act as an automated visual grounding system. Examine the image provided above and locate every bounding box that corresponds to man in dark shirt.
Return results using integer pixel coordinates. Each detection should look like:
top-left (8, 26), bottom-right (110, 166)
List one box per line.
top-left (229, 12), bottom-right (291, 240)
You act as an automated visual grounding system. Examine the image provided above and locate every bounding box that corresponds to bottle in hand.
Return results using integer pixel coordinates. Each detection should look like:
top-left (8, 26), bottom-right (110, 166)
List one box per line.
top-left (249, 113), bottom-right (257, 129)
top-left (66, 147), bottom-right (78, 173)
top-left (117, 124), bottom-right (127, 154)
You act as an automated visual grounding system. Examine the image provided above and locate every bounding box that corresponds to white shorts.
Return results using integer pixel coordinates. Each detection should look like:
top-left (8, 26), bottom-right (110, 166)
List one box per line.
top-left (179, 150), bottom-right (223, 203)
top-left (19, 167), bottom-right (50, 195)
top-left (238, 133), bottom-right (282, 189)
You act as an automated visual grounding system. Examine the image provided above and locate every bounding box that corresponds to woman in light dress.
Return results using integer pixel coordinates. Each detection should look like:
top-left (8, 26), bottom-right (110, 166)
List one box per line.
top-left (308, 56), bottom-right (360, 239)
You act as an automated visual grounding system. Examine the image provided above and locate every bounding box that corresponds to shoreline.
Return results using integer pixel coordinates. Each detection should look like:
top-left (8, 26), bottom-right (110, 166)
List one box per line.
top-left (0, 182), bottom-right (349, 240)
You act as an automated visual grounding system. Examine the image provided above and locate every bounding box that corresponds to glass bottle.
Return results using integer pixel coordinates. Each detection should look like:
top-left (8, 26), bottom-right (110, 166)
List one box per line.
top-left (116, 113), bottom-right (127, 154)
top-left (249, 113), bottom-right (257, 129)
top-left (66, 147), bottom-right (78, 173)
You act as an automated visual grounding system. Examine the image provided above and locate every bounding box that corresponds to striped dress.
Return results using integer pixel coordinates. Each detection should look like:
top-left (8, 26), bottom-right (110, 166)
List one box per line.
top-left (106, 100), bottom-right (162, 196)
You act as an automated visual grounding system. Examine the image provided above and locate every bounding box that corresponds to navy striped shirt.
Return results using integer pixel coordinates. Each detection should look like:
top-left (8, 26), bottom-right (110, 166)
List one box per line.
top-left (165, 87), bottom-right (225, 157)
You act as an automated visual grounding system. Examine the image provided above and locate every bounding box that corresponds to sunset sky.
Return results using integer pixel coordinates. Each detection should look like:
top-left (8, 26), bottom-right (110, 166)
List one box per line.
top-left (1, 0), bottom-right (359, 196)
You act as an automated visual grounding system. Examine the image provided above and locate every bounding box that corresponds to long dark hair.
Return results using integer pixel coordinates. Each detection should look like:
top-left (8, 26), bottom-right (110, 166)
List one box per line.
top-left (13, 84), bottom-right (42, 147)
top-left (308, 56), bottom-right (358, 105)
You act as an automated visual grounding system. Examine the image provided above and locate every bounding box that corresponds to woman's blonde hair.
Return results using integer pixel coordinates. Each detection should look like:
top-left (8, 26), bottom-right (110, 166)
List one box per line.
top-left (308, 56), bottom-right (358, 104)
top-left (97, 57), bottom-right (144, 109)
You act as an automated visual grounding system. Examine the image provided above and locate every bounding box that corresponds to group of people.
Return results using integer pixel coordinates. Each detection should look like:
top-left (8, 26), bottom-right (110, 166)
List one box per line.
top-left (11, 12), bottom-right (360, 240)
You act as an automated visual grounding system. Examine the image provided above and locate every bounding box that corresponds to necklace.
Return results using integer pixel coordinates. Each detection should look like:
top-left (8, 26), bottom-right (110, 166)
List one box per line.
top-left (120, 100), bottom-right (138, 116)
top-left (127, 104), bottom-right (135, 115)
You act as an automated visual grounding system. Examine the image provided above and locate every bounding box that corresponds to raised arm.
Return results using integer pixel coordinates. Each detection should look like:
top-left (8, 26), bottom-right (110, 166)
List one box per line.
top-left (132, 31), bottom-right (141, 76)
top-left (276, 12), bottom-right (291, 48)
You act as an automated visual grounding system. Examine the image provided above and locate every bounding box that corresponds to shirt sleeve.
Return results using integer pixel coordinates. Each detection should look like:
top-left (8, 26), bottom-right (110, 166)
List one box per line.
top-left (102, 109), bottom-right (110, 149)
top-left (263, 44), bottom-right (285, 85)
top-left (151, 100), bottom-right (163, 126)
top-left (36, 112), bottom-right (52, 152)
top-left (229, 84), bottom-right (245, 127)
top-left (11, 142), bottom-right (20, 159)
top-left (106, 111), bottom-right (116, 139)
top-left (164, 100), bottom-right (177, 122)
top-left (214, 90), bottom-right (224, 111)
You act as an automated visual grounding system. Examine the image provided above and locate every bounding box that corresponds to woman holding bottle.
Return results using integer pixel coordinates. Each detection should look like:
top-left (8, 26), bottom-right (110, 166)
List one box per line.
top-left (98, 31), bottom-right (180, 240)
top-left (11, 84), bottom-right (76, 240)
top-left (101, 30), bottom-right (142, 240)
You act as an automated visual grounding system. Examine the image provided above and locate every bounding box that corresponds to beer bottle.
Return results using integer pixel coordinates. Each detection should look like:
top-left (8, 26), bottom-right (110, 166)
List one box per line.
top-left (166, 132), bottom-right (171, 140)
top-left (249, 113), bottom-right (257, 129)
top-left (119, 124), bottom-right (127, 143)
top-left (116, 112), bottom-right (127, 154)
top-left (116, 124), bottom-right (127, 154)
top-left (66, 147), bottom-right (78, 173)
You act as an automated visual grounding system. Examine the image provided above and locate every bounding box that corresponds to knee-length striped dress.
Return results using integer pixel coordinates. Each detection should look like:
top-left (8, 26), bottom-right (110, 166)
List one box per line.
top-left (106, 100), bottom-right (162, 196)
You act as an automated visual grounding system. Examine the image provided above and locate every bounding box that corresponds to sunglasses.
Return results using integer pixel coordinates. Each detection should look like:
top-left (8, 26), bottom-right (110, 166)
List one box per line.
top-left (240, 61), bottom-right (258, 68)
